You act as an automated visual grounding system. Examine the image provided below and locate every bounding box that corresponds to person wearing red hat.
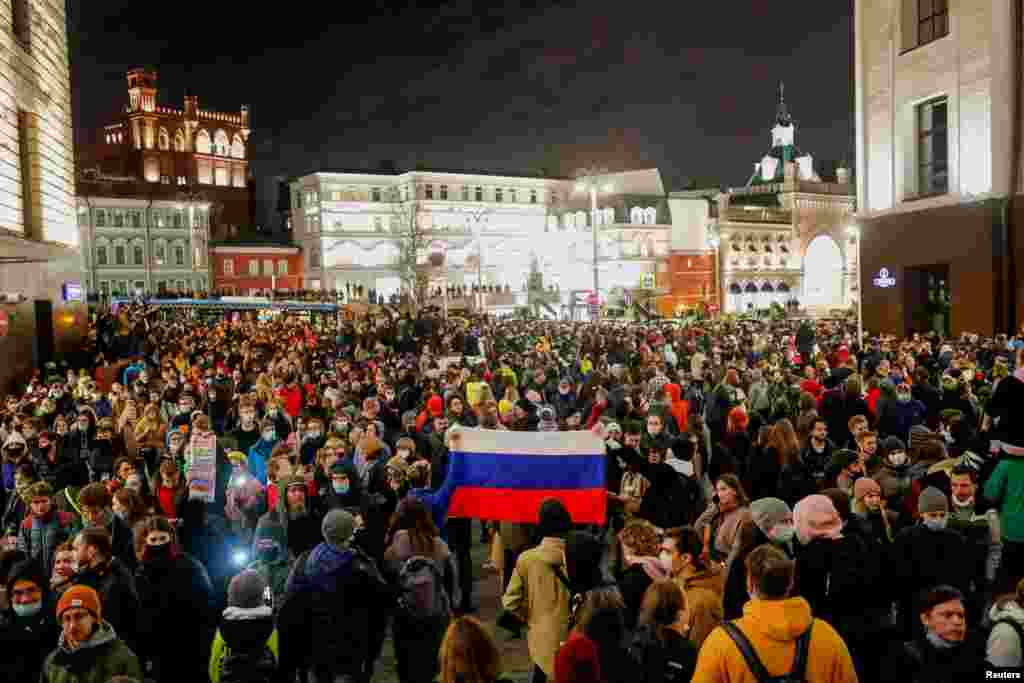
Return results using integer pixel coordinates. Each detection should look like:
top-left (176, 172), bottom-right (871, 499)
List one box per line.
top-left (41, 584), bottom-right (142, 683)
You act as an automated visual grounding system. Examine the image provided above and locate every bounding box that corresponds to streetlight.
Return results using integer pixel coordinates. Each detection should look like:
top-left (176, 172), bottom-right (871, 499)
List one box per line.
top-left (706, 223), bottom-right (721, 316)
top-left (574, 171), bottom-right (613, 320)
top-left (846, 225), bottom-right (863, 346)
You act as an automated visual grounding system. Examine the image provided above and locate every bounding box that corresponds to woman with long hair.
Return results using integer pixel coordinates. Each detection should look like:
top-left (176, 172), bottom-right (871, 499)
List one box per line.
top-left (438, 616), bottom-right (510, 683)
top-left (693, 473), bottom-right (751, 571)
top-left (384, 497), bottom-right (459, 683)
top-left (628, 580), bottom-right (697, 683)
top-left (554, 586), bottom-right (628, 683)
top-left (773, 418), bottom-right (818, 506)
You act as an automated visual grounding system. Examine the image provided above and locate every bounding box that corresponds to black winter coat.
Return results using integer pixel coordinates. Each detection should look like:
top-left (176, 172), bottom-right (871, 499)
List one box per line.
top-left (72, 558), bottom-right (140, 653)
top-left (215, 607), bottom-right (277, 683)
top-left (882, 634), bottom-right (986, 683)
top-left (617, 563), bottom-right (654, 632)
top-left (0, 608), bottom-right (60, 683)
top-left (890, 524), bottom-right (975, 637)
top-left (795, 534), bottom-right (884, 640)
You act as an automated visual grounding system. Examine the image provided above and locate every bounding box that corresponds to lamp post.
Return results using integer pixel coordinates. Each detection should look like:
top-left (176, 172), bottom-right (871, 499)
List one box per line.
top-left (574, 171), bottom-right (613, 321)
top-left (846, 225), bottom-right (863, 345)
top-left (706, 223), bottom-right (721, 316)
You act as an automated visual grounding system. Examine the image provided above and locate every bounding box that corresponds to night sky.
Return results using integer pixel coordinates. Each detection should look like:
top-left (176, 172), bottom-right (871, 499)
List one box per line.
top-left (69, 1), bottom-right (854, 225)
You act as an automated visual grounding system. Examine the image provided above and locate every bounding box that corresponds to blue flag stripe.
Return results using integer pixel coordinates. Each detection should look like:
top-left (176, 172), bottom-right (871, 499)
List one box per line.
top-left (448, 451), bottom-right (605, 491)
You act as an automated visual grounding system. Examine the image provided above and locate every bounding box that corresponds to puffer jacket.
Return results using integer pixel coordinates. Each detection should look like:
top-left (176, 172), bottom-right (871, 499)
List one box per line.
top-left (208, 605), bottom-right (278, 683)
top-left (16, 510), bottom-right (76, 577)
top-left (276, 542), bottom-right (394, 680)
top-left (41, 621), bottom-right (143, 683)
top-left (986, 599), bottom-right (1024, 668)
top-left (0, 606), bottom-right (60, 683)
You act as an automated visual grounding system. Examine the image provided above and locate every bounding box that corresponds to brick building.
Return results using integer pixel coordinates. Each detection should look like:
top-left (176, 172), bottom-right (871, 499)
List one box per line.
top-left (211, 240), bottom-right (303, 295)
top-left (79, 68), bottom-right (254, 241)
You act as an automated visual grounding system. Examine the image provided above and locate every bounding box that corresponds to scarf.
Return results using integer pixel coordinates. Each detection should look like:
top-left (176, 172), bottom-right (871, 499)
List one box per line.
top-left (925, 630), bottom-right (960, 650)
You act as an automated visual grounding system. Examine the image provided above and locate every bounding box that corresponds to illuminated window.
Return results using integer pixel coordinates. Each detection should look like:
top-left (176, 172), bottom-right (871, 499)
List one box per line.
top-left (440, 184), bottom-right (448, 200)
top-left (278, 260), bottom-right (289, 276)
top-left (248, 260), bottom-right (258, 275)
top-left (475, 186), bottom-right (483, 202)
top-left (223, 259), bottom-right (234, 276)
top-left (372, 187), bottom-right (381, 202)
top-left (96, 246), bottom-right (107, 265)
top-left (195, 130), bottom-right (211, 154)
top-left (425, 184), bottom-right (434, 199)
top-left (158, 128), bottom-right (170, 150)
top-left (495, 188), bottom-right (503, 203)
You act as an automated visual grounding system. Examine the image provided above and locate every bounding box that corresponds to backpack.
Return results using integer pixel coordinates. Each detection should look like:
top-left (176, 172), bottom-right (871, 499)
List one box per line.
top-left (721, 620), bottom-right (812, 683)
top-left (219, 643), bottom-right (276, 683)
top-left (983, 618), bottom-right (1024, 667)
top-left (397, 555), bottom-right (451, 621)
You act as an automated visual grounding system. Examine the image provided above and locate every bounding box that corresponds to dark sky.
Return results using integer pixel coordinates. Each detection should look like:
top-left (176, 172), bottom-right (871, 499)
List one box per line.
top-left (69, 1), bottom-right (854, 224)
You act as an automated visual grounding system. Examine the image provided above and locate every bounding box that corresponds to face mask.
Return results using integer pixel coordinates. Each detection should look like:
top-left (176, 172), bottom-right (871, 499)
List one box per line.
top-left (897, 393), bottom-right (911, 403)
top-left (306, 431), bottom-right (321, 440)
top-left (12, 601), bottom-right (42, 618)
top-left (952, 495), bottom-right (975, 508)
top-left (262, 430), bottom-right (276, 441)
top-left (923, 516), bottom-right (948, 531)
top-left (658, 551), bottom-right (674, 574)
top-left (771, 524), bottom-right (796, 545)
top-left (142, 541), bottom-right (172, 563)
top-left (888, 452), bottom-right (908, 466)
top-left (332, 482), bottom-right (350, 495)
top-left (125, 476), bottom-right (142, 492)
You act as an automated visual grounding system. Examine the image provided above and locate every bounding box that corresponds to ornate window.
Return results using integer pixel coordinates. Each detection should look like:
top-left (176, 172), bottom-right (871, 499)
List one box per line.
top-left (95, 246), bottom-right (107, 266)
top-left (133, 244), bottom-right (144, 265)
top-left (95, 210), bottom-right (107, 227)
top-left (113, 211), bottom-right (124, 228)
top-left (213, 130), bottom-right (230, 156)
top-left (173, 129), bottom-right (185, 152)
top-left (231, 135), bottom-right (245, 159)
top-left (114, 245), bottom-right (126, 265)
top-left (195, 130), bottom-right (211, 154)
top-left (158, 128), bottom-right (170, 150)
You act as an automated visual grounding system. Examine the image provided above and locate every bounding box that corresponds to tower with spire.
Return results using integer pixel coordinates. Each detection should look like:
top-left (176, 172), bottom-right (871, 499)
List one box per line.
top-left (749, 82), bottom-right (820, 185)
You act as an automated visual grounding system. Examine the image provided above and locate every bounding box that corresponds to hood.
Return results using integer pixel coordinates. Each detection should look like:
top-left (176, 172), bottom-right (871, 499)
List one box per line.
top-left (664, 383), bottom-right (682, 403)
top-left (3, 431), bottom-right (27, 449)
top-left (219, 605), bottom-right (274, 651)
top-left (743, 597), bottom-right (813, 642)
top-left (990, 600), bottom-right (1024, 626)
top-left (293, 542), bottom-right (357, 594)
top-left (58, 619), bottom-right (118, 654)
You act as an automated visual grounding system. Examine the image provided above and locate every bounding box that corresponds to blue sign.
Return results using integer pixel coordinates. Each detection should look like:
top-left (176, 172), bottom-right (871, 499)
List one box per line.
top-left (62, 282), bottom-right (84, 301)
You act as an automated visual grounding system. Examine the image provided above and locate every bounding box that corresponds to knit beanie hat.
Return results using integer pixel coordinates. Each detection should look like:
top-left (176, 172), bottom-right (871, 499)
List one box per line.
top-left (227, 569), bottom-right (267, 609)
top-left (749, 497), bottom-right (792, 536)
top-left (853, 477), bottom-right (881, 501)
top-left (536, 498), bottom-right (572, 539)
top-left (793, 494), bottom-right (843, 545)
top-left (57, 584), bottom-right (101, 621)
top-left (322, 509), bottom-right (355, 549)
top-left (918, 486), bottom-right (949, 514)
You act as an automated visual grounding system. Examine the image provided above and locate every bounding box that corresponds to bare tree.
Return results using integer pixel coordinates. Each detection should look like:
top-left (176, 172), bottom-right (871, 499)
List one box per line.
top-left (388, 188), bottom-right (429, 308)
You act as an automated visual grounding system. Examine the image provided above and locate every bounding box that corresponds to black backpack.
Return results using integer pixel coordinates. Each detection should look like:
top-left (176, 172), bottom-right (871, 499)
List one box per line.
top-left (721, 621), bottom-right (812, 683)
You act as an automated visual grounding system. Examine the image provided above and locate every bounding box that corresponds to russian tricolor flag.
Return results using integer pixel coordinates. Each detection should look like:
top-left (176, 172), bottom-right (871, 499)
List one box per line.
top-left (447, 428), bottom-right (607, 525)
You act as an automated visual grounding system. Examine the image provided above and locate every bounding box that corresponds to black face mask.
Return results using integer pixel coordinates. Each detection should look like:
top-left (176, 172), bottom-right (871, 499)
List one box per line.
top-left (142, 542), bottom-right (172, 563)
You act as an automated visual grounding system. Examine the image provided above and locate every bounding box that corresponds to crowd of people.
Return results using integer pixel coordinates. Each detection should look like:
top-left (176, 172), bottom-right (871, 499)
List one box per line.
top-left (2, 302), bottom-right (1024, 682)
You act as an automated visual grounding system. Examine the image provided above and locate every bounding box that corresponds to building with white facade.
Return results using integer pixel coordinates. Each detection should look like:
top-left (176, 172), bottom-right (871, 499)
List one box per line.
top-left (0, 0), bottom-right (84, 393)
top-left (717, 88), bottom-right (856, 314)
top-left (854, 0), bottom-right (1024, 335)
top-left (289, 168), bottom-right (673, 312)
top-left (77, 172), bottom-right (212, 296)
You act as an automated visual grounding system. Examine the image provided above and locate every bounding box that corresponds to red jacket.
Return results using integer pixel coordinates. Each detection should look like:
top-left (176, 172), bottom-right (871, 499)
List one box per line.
top-left (555, 632), bottom-right (604, 683)
top-left (276, 384), bottom-right (304, 419)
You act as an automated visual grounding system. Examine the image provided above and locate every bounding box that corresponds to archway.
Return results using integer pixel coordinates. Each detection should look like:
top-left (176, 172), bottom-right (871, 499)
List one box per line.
top-left (802, 234), bottom-right (844, 308)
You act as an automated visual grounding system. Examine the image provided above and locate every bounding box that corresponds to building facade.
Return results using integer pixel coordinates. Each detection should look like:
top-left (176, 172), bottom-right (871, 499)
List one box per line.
top-left (211, 242), bottom-right (302, 295)
top-left (289, 168), bottom-right (672, 313)
top-left (665, 190), bottom-right (719, 315)
top-left (77, 174), bottom-right (213, 296)
top-left (0, 0), bottom-right (86, 393)
top-left (717, 90), bottom-right (856, 314)
top-left (854, 0), bottom-right (1024, 335)
top-left (80, 68), bottom-right (253, 241)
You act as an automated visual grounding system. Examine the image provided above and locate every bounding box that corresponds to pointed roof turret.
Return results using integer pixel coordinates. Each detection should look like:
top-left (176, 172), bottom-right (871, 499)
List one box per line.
top-left (776, 81), bottom-right (792, 127)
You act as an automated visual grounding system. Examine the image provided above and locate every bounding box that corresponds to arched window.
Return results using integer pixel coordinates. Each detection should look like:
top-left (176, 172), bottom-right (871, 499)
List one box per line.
top-left (630, 207), bottom-right (643, 224)
top-left (158, 128), bottom-right (170, 150)
top-left (644, 207), bottom-right (657, 225)
top-left (173, 129), bottom-right (185, 152)
top-left (231, 134), bottom-right (245, 159)
top-left (112, 211), bottom-right (124, 228)
top-left (95, 245), bottom-right (107, 266)
top-left (214, 130), bottom-right (230, 156)
top-left (195, 130), bottom-right (211, 154)
top-left (132, 242), bottom-right (145, 265)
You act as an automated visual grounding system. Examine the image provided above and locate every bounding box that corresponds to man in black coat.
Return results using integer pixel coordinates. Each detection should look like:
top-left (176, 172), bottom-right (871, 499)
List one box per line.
top-left (77, 483), bottom-right (137, 572)
top-left (70, 526), bottom-right (140, 654)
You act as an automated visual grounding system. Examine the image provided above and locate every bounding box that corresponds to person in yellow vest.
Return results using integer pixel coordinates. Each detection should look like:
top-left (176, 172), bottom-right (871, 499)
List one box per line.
top-left (208, 569), bottom-right (279, 683)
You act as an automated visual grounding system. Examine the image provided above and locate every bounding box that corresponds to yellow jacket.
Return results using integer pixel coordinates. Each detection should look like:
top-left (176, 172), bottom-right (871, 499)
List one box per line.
top-left (691, 597), bottom-right (858, 683)
top-left (502, 537), bottom-right (570, 678)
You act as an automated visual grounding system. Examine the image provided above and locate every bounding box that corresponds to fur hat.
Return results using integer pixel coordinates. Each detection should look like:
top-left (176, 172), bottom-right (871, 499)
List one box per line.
top-left (227, 569), bottom-right (267, 609)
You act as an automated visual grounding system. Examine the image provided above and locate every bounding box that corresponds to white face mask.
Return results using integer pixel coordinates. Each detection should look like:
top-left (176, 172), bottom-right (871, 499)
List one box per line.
top-left (888, 452), bottom-right (908, 467)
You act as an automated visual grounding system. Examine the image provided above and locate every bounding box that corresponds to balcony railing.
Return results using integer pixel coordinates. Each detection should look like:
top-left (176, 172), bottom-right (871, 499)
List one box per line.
top-left (724, 208), bottom-right (793, 224)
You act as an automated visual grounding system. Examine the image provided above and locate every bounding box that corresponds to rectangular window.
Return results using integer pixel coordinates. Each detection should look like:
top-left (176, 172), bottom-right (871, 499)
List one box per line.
top-left (132, 212), bottom-right (142, 228)
top-left (112, 212), bottom-right (123, 228)
top-left (495, 188), bottom-right (503, 203)
top-left (176, 280), bottom-right (185, 291)
top-left (96, 246), bottom-right (107, 265)
top-left (509, 189), bottom-right (517, 203)
top-left (461, 186), bottom-right (469, 201)
top-left (278, 260), bottom-right (289, 276)
top-left (174, 246), bottom-right (185, 266)
top-left (154, 244), bottom-right (165, 262)
top-left (133, 245), bottom-right (144, 265)
top-left (115, 246), bottom-right (126, 265)
top-left (425, 184), bottom-right (434, 199)
top-left (440, 184), bottom-right (448, 200)
top-left (12, 0), bottom-right (30, 48)
top-left (194, 247), bottom-right (201, 267)
top-left (99, 281), bottom-right (110, 297)
top-left (249, 260), bottom-right (259, 276)
top-left (372, 187), bottom-right (381, 202)
top-left (263, 259), bottom-right (274, 276)
top-left (475, 186), bottom-right (483, 202)
top-left (917, 97), bottom-right (949, 196)
top-left (223, 258), bottom-right (234, 276)
top-left (917, 0), bottom-right (948, 47)
top-left (530, 189), bottom-right (538, 204)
